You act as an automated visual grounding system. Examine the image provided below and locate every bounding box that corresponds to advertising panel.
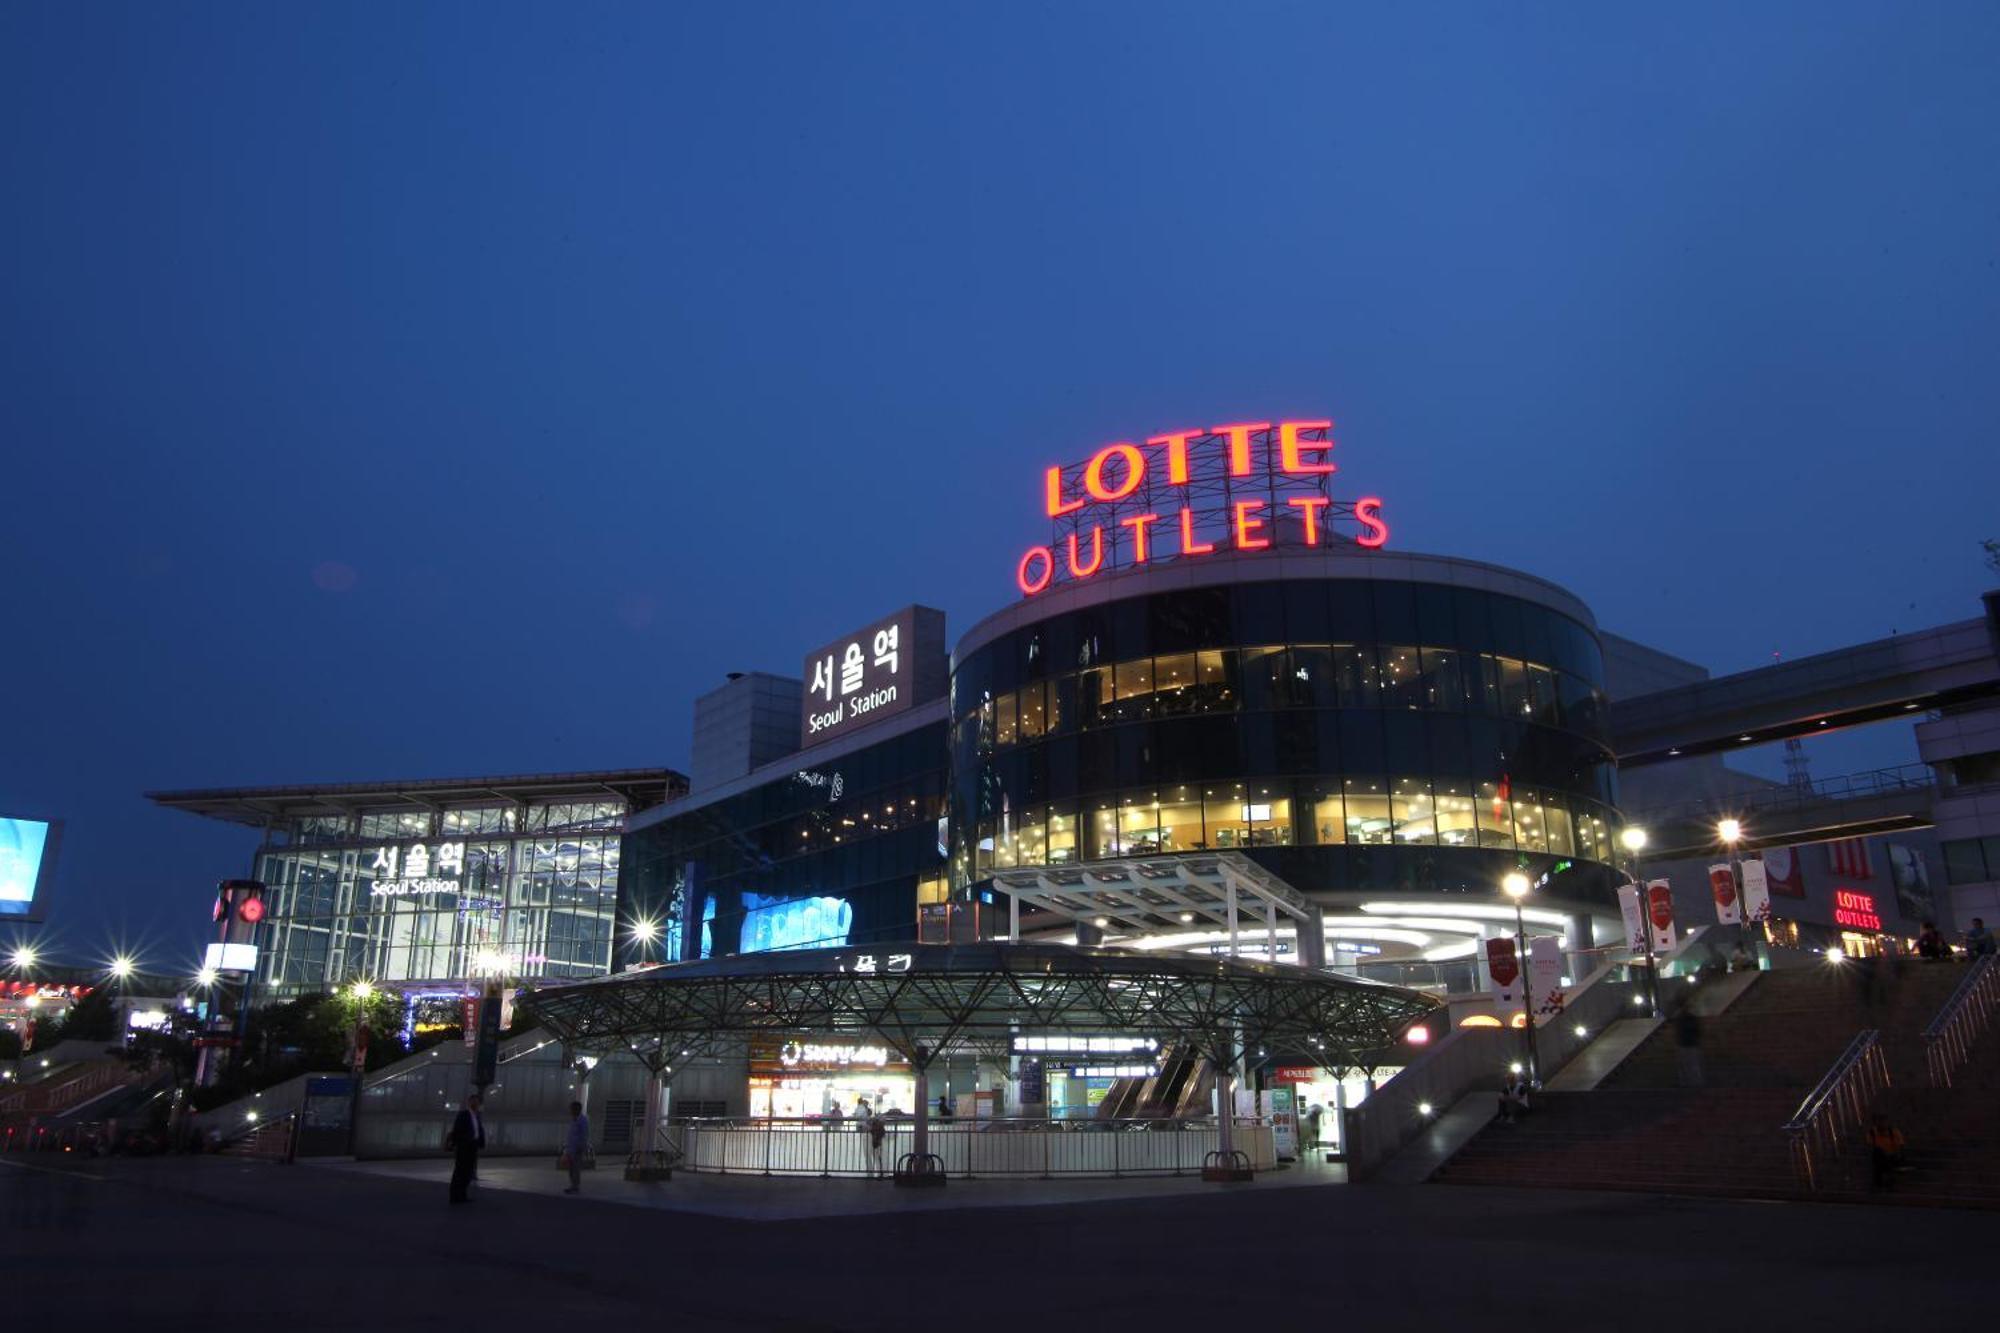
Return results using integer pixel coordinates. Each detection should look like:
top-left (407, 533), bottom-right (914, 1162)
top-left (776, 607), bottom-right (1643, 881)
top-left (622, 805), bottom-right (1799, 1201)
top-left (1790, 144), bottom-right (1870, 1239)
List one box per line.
top-left (801, 607), bottom-right (917, 746)
top-left (1646, 880), bottom-right (1677, 954)
top-left (1740, 859), bottom-right (1773, 923)
top-left (1529, 935), bottom-right (1565, 1024)
top-left (1764, 846), bottom-right (1806, 898)
top-left (740, 893), bottom-right (853, 954)
top-left (1708, 864), bottom-right (1741, 926)
top-left (1887, 844), bottom-right (1936, 922)
top-left (1617, 883), bottom-right (1647, 951)
top-left (1486, 937), bottom-right (1522, 1012)
top-left (0, 815), bottom-right (60, 922)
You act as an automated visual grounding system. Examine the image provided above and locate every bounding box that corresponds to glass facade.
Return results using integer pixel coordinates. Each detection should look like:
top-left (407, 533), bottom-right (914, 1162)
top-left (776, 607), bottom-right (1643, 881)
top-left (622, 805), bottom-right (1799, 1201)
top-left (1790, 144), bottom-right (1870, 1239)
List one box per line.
top-left (617, 718), bottom-right (951, 968)
top-left (950, 577), bottom-right (1623, 907)
top-left (252, 800), bottom-right (632, 998)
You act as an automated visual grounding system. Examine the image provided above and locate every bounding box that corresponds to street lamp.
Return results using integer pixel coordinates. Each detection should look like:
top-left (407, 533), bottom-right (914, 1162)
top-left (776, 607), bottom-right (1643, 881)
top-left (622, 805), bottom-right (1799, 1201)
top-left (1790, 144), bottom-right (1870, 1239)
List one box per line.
top-left (1717, 818), bottom-right (1759, 968)
top-left (110, 955), bottom-right (134, 982)
top-left (1620, 826), bottom-right (1661, 1018)
top-left (8, 945), bottom-right (34, 972)
top-left (1501, 871), bottom-right (1539, 1085)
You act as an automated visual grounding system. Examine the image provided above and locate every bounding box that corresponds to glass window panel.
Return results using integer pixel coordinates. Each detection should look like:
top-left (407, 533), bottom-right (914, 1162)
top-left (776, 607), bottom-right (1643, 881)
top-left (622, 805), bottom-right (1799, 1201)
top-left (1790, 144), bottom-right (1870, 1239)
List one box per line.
top-left (1513, 791), bottom-right (1550, 853)
top-left (1120, 792), bottom-right (1163, 856)
top-left (1311, 780), bottom-right (1346, 845)
top-left (1475, 782), bottom-right (1515, 848)
top-left (1576, 805), bottom-right (1610, 862)
top-left (1333, 645), bottom-right (1379, 707)
top-left (1288, 645), bottom-right (1333, 708)
top-left (1435, 782), bottom-right (1476, 847)
top-left (1543, 799), bottom-right (1576, 857)
top-left (1153, 652), bottom-right (1199, 717)
top-left (1241, 782), bottom-right (1291, 846)
top-left (1239, 645), bottom-right (1286, 713)
top-left (1344, 777), bottom-right (1395, 845)
top-left (1379, 646), bottom-right (1424, 709)
top-left (1469, 654), bottom-right (1501, 715)
top-left (1016, 681), bottom-right (1047, 741)
top-left (994, 691), bottom-right (1018, 747)
top-left (977, 696), bottom-right (995, 756)
top-left (1047, 807), bottom-right (1079, 865)
top-left (1196, 649), bottom-right (1237, 711)
top-left (1391, 776), bottom-right (1437, 845)
top-left (1497, 657), bottom-right (1531, 719)
top-left (1203, 783), bottom-right (1249, 850)
top-left (1049, 674), bottom-right (1073, 737)
top-left (1079, 667), bottom-right (1114, 729)
top-left (1114, 659), bottom-right (1156, 722)
top-left (1158, 785), bottom-right (1203, 852)
top-left (1419, 647), bottom-right (1465, 712)
top-left (1087, 799), bottom-right (1120, 860)
top-left (1526, 664), bottom-right (1559, 727)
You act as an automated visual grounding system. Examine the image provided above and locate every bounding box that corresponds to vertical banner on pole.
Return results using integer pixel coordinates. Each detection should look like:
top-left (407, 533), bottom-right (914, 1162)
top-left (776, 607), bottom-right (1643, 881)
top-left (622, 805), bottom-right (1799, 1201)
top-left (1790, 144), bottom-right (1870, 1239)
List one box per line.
top-left (1740, 859), bottom-right (1773, 924)
top-left (1617, 883), bottom-right (1647, 951)
top-left (1486, 937), bottom-right (1523, 1013)
top-left (1529, 935), bottom-right (1565, 1024)
top-left (1708, 864), bottom-right (1742, 926)
top-left (1646, 880), bottom-right (1677, 954)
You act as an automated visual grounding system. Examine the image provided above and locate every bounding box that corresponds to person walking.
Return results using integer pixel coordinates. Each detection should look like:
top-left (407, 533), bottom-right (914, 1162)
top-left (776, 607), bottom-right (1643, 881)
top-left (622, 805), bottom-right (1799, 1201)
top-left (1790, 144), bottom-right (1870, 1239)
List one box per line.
top-left (447, 1093), bottom-right (485, 1205)
top-left (561, 1100), bottom-right (590, 1195)
top-left (1868, 1111), bottom-right (1906, 1190)
top-left (1675, 1008), bottom-right (1704, 1087)
top-left (1916, 922), bottom-right (1946, 960)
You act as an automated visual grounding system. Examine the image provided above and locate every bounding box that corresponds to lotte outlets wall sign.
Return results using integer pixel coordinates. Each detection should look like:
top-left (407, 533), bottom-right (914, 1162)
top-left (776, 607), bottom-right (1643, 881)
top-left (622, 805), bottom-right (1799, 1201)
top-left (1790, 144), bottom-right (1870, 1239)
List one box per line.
top-left (1015, 418), bottom-right (1390, 596)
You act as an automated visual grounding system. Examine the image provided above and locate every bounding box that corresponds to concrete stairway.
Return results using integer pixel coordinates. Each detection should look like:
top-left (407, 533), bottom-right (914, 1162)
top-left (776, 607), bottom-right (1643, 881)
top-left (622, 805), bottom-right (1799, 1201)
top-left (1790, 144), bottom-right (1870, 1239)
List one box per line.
top-left (1434, 961), bottom-right (1992, 1206)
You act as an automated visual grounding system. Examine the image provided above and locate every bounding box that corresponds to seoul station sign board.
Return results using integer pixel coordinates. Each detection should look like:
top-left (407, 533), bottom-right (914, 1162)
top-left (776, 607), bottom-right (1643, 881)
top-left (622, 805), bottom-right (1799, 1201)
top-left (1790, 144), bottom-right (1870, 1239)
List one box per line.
top-left (802, 606), bottom-right (916, 746)
top-left (1015, 417), bottom-right (1389, 596)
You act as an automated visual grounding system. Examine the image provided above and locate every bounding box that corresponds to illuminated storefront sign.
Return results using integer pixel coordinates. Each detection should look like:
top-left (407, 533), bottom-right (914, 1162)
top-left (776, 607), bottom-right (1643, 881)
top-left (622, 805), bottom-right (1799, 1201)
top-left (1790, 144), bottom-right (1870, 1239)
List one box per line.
top-left (802, 607), bottom-right (916, 744)
top-left (1016, 418), bottom-right (1390, 596)
top-left (1833, 889), bottom-right (1883, 931)
top-left (780, 1040), bottom-right (895, 1070)
top-left (368, 841), bottom-right (466, 898)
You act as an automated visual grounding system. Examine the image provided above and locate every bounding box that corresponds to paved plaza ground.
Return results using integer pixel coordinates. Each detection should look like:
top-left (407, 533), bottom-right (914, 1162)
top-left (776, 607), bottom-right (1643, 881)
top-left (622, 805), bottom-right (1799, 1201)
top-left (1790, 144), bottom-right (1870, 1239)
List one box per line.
top-left (6, 1150), bottom-right (1992, 1330)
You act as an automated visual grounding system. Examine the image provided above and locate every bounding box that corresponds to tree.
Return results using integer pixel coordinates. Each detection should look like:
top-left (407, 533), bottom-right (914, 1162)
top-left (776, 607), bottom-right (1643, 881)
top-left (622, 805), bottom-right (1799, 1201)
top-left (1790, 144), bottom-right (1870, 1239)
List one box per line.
top-left (1984, 538), bottom-right (1999, 574)
top-left (50, 987), bottom-right (121, 1045)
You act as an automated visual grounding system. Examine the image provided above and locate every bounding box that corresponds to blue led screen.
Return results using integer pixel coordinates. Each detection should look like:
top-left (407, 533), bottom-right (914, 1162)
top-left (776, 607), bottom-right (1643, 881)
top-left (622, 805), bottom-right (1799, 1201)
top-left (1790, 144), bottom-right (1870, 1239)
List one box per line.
top-left (740, 894), bottom-right (853, 954)
top-left (0, 817), bottom-right (52, 917)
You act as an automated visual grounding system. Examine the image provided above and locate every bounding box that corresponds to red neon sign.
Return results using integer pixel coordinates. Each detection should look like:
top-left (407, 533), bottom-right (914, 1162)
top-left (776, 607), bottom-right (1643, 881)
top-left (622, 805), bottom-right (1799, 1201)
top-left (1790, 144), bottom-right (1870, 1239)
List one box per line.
top-left (1018, 418), bottom-right (1390, 595)
top-left (1832, 889), bottom-right (1882, 932)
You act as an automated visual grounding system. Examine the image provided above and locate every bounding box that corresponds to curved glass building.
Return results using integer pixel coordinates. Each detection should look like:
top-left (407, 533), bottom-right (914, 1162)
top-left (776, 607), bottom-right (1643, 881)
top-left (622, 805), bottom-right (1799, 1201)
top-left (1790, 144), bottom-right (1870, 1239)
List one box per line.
top-left (949, 550), bottom-right (1620, 941)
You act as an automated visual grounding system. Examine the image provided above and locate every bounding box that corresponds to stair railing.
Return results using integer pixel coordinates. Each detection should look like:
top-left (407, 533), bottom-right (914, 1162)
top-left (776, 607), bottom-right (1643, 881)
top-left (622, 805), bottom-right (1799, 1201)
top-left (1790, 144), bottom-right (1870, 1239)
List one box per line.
top-left (1923, 955), bottom-right (2000, 1088)
top-left (1782, 1030), bottom-right (1888, 1191)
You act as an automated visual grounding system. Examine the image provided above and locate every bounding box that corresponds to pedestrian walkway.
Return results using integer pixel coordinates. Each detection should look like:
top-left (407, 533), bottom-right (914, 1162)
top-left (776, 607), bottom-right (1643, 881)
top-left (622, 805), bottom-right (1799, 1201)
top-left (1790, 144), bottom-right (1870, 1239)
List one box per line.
top-left (329, 1151), bottom-right (1350, 1220)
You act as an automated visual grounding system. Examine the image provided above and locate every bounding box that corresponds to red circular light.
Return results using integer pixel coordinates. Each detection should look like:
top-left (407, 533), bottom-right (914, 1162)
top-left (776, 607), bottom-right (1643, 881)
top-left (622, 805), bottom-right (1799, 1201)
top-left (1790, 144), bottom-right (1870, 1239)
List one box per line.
top-left (238, 898), bottom-right (265, 924)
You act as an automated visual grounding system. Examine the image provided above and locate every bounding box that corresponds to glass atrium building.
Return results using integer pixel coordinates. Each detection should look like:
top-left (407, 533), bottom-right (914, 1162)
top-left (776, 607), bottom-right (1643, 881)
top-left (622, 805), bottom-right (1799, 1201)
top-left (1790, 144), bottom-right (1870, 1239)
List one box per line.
top-left (149, 770), bottom-right (684, 1000)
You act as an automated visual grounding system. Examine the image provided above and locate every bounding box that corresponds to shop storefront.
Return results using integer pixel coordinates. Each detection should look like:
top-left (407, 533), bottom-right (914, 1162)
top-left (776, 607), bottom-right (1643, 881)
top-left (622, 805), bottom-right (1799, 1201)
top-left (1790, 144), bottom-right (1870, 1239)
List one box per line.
top-left (747, 1035), bottom-right (916, 1121)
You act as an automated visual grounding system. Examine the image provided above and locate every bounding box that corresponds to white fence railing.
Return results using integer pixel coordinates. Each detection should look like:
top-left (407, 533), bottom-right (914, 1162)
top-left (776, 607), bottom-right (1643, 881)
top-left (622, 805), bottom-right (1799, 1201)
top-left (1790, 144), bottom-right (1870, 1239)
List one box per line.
top-left (670, 1116), bottom-right (1276, 1178)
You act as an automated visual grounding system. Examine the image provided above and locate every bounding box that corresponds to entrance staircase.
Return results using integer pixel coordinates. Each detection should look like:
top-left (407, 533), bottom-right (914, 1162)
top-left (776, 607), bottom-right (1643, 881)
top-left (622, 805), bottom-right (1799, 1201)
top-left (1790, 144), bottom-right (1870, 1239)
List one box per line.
top-left (1434, 961), bottom-right (1997, 1206)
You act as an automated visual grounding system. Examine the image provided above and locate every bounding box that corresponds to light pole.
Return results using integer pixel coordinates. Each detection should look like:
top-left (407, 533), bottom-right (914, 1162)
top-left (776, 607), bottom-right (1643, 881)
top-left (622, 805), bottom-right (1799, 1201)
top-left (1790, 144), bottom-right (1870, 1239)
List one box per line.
top-left (1621, 826), bottom-right (1661, 1018)
top-left (1502, 871), bottom-right (1538, 1086)
top-left (345, 980), bottom-right (375, 1156)
top-left (1718, 818), bottom-right (1757, 968)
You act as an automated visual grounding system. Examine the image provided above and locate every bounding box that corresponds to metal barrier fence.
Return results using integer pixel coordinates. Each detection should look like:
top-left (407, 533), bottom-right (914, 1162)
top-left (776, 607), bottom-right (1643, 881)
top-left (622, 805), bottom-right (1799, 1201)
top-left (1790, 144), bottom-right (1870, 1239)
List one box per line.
top-left (1782, 1029), bottom-right (1889, 1191)
top-left (671, 1117), bottom-right (1278, 1179)
top-left (1924, 955), bottom-right (2000, 1088)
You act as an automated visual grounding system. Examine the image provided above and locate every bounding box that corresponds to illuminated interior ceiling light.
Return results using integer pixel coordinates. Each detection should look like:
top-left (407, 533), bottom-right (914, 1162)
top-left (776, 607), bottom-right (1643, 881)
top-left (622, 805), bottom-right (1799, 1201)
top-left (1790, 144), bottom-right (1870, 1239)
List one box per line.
top-left (1358, 900), bottom-right (1574, 929)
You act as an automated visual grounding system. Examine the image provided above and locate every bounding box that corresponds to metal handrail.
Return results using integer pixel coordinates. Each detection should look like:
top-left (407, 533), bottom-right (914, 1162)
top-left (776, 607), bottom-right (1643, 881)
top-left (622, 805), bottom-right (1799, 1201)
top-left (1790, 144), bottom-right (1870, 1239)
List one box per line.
top-left (1923, 955), bottom-right (2000, 1088)
top-left (1782, 1029), bottom-right (1888, 1191)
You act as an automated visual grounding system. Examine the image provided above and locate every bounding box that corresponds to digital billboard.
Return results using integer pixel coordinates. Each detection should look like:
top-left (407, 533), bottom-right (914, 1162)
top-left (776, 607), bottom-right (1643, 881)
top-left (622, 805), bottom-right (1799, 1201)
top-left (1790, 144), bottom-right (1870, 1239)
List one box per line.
top-left (740, 893), bottom-right (853, 954)
top-left (0, 815), bottom-right (60, 922)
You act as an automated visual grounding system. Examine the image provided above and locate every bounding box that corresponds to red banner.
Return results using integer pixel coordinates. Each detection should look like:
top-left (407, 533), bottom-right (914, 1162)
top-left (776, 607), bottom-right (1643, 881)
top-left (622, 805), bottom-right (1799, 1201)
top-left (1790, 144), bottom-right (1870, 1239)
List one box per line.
top-left (1486, 937), bottom-right (1519, 987)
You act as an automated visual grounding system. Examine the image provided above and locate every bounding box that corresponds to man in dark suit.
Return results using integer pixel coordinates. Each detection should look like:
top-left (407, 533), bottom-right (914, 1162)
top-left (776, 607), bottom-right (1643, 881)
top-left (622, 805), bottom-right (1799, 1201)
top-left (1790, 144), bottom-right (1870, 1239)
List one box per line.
top-left (447, 1093), bottom-right (484, 1204)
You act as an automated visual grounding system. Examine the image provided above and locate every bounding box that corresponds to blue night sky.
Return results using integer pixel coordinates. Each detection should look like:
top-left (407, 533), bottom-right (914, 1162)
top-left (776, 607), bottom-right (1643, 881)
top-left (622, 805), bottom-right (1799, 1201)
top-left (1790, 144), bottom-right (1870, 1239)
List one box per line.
top-left (4, 4), bottom-right (1997, 970)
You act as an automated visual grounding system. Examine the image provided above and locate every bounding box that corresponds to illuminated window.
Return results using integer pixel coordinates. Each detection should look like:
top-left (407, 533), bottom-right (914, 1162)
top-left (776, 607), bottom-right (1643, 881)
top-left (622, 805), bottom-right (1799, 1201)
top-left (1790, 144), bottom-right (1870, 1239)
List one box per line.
top-left (1345, 778), bottom-right (1394, 845)
top-left (1391, 777), bottom-right (1437, 845)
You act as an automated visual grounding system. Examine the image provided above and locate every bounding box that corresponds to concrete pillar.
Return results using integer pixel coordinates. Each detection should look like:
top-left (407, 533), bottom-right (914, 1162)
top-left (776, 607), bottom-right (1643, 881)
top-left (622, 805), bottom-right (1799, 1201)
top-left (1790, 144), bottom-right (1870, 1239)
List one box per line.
top-left (911, 1062), bottom-right (931, 1161)
top-left (1296, 904), bottom-right (1327, 968)
top-left (1569, 912), bottom-right (1594, 980)
top-left (1214, 1050), bottom-right (1234, 1157)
